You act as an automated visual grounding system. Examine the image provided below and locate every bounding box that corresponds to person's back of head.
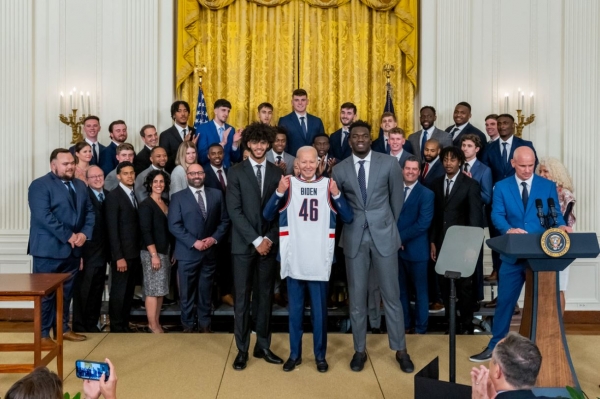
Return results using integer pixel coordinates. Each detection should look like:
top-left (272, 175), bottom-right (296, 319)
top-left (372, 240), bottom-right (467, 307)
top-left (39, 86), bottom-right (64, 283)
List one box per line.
top-left (493, 332), bottom-right (542, 390)
top-left (5, 367), bottom-right (62, 399)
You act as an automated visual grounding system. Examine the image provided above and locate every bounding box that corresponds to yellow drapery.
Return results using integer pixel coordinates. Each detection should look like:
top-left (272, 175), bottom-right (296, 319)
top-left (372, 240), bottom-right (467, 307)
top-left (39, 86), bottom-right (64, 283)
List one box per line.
top-left (176, 0), bottom-right (417, 135)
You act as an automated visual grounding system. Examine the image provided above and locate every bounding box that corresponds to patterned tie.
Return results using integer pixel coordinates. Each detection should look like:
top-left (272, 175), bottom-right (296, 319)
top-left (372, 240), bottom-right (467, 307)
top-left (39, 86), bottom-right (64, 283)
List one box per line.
top-left (64, 181), bottom-right (77, 209)
top-left (130, 191), bottom-right (138, 209)
top-left (181, 128), bottom-right (187, 140)
top-left (276, 155), bottom-right (282, 164)
top-left (502, 142), bottom-right (508, 167)
top-left (445, 179), bottom-right (451, 198)
top-left (420, 130), bottom-right (428, 159)
top-left (92, 143), bottom-right (98, 165)
top-left (521, 182), bottom-right (529, 209)
top-left (218, 127), bottom-right (225, 142)
top-left (217, 169), bottom-right (226, 192)
top-left (404, 186), bottom-right (410, 201)
top-left (450, 127), bottom-right (460, 140)
top-left (422, 162), bottom-right (430, 178)
top-left (464, 163), bottom-right (469, 173)
top-left (256, 164), bottom-right (263, 196)
top-left (300, 117), bottom-right (308, 138)
top-left (358, 160), bottom-right (367, 206)
top-left (196, 189), bottom-right (207, 219)
top-left (98, 192), bottom-right (104, 203)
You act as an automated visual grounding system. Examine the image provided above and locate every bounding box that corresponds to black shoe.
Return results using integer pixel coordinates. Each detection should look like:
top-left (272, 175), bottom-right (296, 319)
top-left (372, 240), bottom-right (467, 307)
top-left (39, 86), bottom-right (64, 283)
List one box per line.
top-left (253, 348), bottom-right (283, 364)
top-left (350, 352), bottom-right (367, 372)
top-left (283, 357), bottom-right (302, 372)
top-left (316, 359), bottom-right (329, 373)
top-left (396, 350), bottom-right (414, 373)
top-left (371, 328), bottom-right (382, 334)
top-left (469, 347), bottom-right (493, 362)
top-left (233, 351), bottom-right (249, 370)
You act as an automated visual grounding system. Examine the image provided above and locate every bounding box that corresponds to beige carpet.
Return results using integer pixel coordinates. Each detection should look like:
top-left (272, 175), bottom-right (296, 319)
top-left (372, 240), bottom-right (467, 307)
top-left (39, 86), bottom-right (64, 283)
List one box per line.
top-left (1, 333), bottom-right (598, 398)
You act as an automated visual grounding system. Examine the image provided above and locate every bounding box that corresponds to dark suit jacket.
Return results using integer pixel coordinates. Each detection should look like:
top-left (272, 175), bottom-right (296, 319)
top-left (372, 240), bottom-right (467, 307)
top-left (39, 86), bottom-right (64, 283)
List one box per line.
top-left (69, 142), bottom-right (105, 166)
top-left (328, 128), bottom-right (352, 162)
top-left (197, 120), bottom-right (241, 169)
top-left (82, 187), bottom-right (110, 264)
top-left (138, 197), bottom-right (172, 255)
top-left (393, 150), bottom-right (413, 168)
top-left (226, 160), bottom-right (283, 255)
top-left (445, 122), bottom-right (488, 160)
top-left (469, 159), bottom-right (493, 205)
top-left (159, 125), bottom-right (195, 173)
top-left (420, 158), bottom-right (445, 188)
top-left (496, 390), bottom-right (552, 399)
top-left (105, 185), bottom-right (141, 261)
top-left (28, 173), bottom-right (95, 259)
top-left (278, 112), bottom-right (325, 157)
top-left (133, 146), bottom-right (152, 176)
top-left (430, 173), bottom-right (483, 251)
top-left (481, 136), bottom-right (537, 183)
top-left (99, 142), bottom-right (118, 176)
top-left (168, 187), bottom-right (230, 262)
top-left (398, 182), bottom-right (434, 262)
top-left (203, 165), bottom-right (228, 194)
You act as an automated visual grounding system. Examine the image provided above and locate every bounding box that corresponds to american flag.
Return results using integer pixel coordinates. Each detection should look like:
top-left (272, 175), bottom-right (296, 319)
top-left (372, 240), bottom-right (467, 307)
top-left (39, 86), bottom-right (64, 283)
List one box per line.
top-left (194, 86), bottom-right (209, 132)
top-left (378, 82), bottom-right (395, 138)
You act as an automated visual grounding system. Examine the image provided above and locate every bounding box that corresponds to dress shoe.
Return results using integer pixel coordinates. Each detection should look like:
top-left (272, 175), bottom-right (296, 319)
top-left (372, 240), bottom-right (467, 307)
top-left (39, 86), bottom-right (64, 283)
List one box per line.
top-left (182, 328), bottom-right (195, 333)
top-left (350, 352), bottom-right (367, 372)
top-left (63, 331), bottom-right (86, 342)
top-left (405, 328), bottom-right (415, 334)
top-left (221, 294), bottom-right (235, 307)
top-left (396, 350), bottom-right (414, 373)
top-left (469, 347), bottom-right (493, 362)
top-left (316, 359), bottom-right (328, 373)
top-left (41, 337), bottom-right (56, 349)
top-left (484, 298), bottom-right (497, 308)
top-left (253, 348), bottom-right (283, 364)
top-left (198, 326), bottom-right (213, 333)
top-left (283, 357), bottom-right (302, 372)
top-left (429, 302), bottom-right (445, 313)
top-left (371, 328), bottom-right (382, 334)
top-left (484, 271), bottom-right (498, 282)
top-left (233, 351), bottom-right (248, 370)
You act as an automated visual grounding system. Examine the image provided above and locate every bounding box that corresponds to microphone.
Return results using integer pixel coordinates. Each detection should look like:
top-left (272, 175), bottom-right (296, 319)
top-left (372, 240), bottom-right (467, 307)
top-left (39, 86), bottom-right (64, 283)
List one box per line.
top-left (535, 199), bottom-right (546, 228)
top-left (547, 198), bottom-right (558, 227)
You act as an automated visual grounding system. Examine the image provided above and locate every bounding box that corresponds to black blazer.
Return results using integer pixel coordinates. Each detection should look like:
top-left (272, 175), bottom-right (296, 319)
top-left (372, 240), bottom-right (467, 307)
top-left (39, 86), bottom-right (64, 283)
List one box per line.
top-left (159, 125), bottom-right (195, 173)
top-left (81, 188), bottom-right (109, 264)
top-left (105, 185), bottom-right (141, 261)
top-left (328, 128), bottom-right (352, 162)
top-left (496, 390), bottom-right (552, 399)
top-left (445, 122), bottom-right (488, 159)
top-left (133, 146), bottom-right (152, 176)
top-left (226, 160), bottom-right (283, 255)
top-left (429, 172), bottom-right (483, 251)
top-left (138, 197), bottom-right (172, 255)
top-left (203, 165), bottom-right (228, 194)
top-left (420, 159), bottom-right (445, 189)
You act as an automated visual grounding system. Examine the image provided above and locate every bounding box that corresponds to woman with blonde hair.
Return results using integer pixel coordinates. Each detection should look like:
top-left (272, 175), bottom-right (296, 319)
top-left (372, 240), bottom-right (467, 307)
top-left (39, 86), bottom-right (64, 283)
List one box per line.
top-left (170, 141), bottom-right (198, 196)
top-left (74, 141), bottom-right (93, 183)
top-left (536, 157), bottom-right (576, 313)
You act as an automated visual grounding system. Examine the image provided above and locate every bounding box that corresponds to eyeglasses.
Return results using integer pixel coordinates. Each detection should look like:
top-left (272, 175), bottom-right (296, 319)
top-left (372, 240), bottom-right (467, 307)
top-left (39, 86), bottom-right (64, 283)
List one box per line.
top-left (187, 171), bottom-right (205, 176)
top-left (87, 175), bottom-right (104, 179)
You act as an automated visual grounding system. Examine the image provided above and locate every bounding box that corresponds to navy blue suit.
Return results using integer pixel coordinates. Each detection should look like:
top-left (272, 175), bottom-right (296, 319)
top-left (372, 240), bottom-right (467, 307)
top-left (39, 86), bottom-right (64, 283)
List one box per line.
top-left (445, 123), bottom-right (487, 160)
top-left (328, 128), bottom-right (352, 162)
top-left (28, 172), bottom-right (95, 337)
top-left (397, 182), bottom-right (434, 333)
top-left (481, 136), bottom-right (537, 184)
top-left (278, 112), bottom-right (325, 157)
top-left (486, 175), bottom-right (565, 350)
top-left (168, 187), bottom-right (230, 329)
top-left (99, 142), bottom-right (118, 176)
top-left (420, 159), bottom-right (445, 189)
top-left (203, 165), bottom-right (228, 192)
top-left (197, 121), bottom-right (241, 169)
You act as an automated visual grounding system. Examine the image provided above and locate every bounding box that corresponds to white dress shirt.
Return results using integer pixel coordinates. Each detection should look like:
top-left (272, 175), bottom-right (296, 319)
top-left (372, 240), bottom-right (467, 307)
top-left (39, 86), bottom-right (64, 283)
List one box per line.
top-left (419, 126), bottom-right (435, 143)
top-left (174, 124), bottom-right (187, 140)
top-left (403, 181), bottom-right (418, 200)
top-left (445, 174), bottom-right (458, 196)
top-left (119, 183), bottom-right (136, 207)
top-left (295, 112), bottom-right (308, 128)
top-left (188, 185), bottom-right (207, 208)
top-left (449, 123), bottom-right (468, 140)
top-left (499, 135), bottom-right (514, 156)
top-left (352, 151), bottom-right (372, 188)
top-left (464, 158), bottom-right (476, 172)
top-left (515, 174), bottom-right (534, 197)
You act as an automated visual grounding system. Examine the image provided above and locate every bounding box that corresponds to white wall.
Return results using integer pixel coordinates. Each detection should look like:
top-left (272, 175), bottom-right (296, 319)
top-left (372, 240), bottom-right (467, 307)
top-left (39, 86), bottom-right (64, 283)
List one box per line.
top-left (1, 0), bottom-right (599, 310)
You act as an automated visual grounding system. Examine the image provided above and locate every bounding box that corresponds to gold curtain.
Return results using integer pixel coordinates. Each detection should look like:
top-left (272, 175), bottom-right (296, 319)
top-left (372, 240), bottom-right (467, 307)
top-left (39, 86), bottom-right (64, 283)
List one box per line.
top-left (176, 0), bottom-right (417, 136)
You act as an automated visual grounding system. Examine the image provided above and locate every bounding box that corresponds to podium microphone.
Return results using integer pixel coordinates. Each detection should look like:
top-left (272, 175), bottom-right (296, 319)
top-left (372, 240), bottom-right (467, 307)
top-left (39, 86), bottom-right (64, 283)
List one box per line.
top-left (535, 199), bottom-right (546, 229)
top-left (547, 198), bottom-right (558, 227)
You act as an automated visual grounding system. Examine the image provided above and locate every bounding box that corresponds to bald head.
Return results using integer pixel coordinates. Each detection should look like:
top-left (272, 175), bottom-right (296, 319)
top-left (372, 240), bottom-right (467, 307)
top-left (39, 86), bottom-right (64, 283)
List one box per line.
top-left (511, 147), bottom-right (536, 180)
top-left (296, 146), bottom-right (318, 180)
top-left (297, 146), bottom-right (318, 160)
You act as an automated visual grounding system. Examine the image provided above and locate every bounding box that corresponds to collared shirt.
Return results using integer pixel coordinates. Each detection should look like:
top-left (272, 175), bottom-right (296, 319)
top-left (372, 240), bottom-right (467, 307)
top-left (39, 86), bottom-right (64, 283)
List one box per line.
top-left (445, 173), bottom-right (458, 196)
top-left (499, 135), bottom-right (514, 156)
top-left (295, 112), bottom-right (308, 128)
top-left (188, 185), bottom-right (207, 208)
top-left (341, 128), bottom-right (350, 146)
top-left (515, 174), bottom-right (534, 197)
top-left (352, 151), bottom-right (372, 188)
top-left (90, 188), bottom-right (104, 202)
top-left (464, 158), bottom-right (476, 172)
top-left (271, 150), bottom-right (285, 164)
top-left (390, 149), bottom-right (404, 162)
top-left (85, 138), bottom-right (100, 162)
top-left (210, 164), bottom-right (227, 185)
top-left (175, 124), bottom-right (187, 140)
top-left (426, 156), bottom-right (440, 171)
top-left (145, 145), bottom-right (153, 151)
top-left (151, 165), bottom-right (161, 171)
top-left (449, 123), bottom-right (468, 139)
top-left (420, 126), bottom-right (435, 143)
top-left (248, 157), bottom-right (269, 248)
top-left (62, 179), bottom-right (77, 193)
top-left (119, 183), bottom-right (136, 207)
top-left (403, 181), bottom-right (418, 200)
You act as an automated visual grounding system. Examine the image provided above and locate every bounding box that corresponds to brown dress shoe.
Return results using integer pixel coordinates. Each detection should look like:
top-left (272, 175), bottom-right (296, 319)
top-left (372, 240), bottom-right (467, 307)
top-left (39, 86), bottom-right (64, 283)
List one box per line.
top-left (63, 331), bottom-right (86, 342)
top-left (484, 271), bottom-right (498, 282)
top-left (41, 337), bottom-right (56, 349)
top-left (484, 298), bottom-right (497, 308)
top-left (221, 294), bottom-right (235, 307)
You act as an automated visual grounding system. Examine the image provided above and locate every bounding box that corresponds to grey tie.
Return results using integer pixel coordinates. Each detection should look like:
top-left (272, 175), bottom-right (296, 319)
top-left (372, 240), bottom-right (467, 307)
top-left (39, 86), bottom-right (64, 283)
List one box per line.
top-left (130, 191), bottom-right (138, 208)
top-left (256, 164), bottom-right (263, 196)
top-left (358, 160), bottom-right (367, 206)
top-left (196, 189), bottom-right (207, 219)
top-left (300, 117), bottom-right (308, 138)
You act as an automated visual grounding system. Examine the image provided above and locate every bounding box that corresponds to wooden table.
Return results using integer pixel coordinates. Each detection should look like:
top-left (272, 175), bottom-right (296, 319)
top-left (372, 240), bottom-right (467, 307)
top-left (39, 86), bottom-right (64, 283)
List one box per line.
top-left (0, 273), bottom-right (69, 379)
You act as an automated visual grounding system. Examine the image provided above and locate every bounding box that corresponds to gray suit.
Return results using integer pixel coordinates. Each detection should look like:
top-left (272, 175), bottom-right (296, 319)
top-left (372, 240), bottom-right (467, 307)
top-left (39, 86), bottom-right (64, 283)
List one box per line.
top-left (104, 169), bottom-right (118, 191)
top-left (407, 127), bottom-right (452, 162)
top-left (331, 151), bottom-right (406, 352)
top-left (266, 150), bottom-right (295, 175)
top-left (134, 165), bottom-right (170, 202)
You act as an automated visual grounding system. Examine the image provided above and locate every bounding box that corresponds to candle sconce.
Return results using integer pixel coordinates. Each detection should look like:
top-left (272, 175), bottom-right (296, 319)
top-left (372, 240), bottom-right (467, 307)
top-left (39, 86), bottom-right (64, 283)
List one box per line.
top-left (503, 90), bottom-right (535, 138)
top-left (59, 88), bottom-right (91, 144)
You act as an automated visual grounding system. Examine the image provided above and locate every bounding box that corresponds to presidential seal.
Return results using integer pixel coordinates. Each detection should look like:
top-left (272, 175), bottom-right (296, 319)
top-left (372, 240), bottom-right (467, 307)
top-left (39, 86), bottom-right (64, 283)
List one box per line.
top-left (541, 228), bottom-right (570, 257)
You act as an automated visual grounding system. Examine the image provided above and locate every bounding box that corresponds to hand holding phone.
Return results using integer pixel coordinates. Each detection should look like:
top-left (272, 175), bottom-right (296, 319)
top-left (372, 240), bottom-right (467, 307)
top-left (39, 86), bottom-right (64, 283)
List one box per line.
top-left (76, 359), bottom-right (110, 381)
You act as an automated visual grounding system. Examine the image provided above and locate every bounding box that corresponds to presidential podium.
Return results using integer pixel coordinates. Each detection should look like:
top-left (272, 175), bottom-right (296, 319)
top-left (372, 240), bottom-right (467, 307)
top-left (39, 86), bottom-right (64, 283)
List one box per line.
top-left (486, 232), bottom-right (600, 389)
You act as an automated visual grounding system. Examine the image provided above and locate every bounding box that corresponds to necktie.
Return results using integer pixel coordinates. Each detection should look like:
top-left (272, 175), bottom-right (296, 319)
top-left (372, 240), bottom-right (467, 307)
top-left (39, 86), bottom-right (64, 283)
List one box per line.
top-left (300, 117), bottom-right (307, 138)
top-left (464, 163), bottom-right (469, 173)
top-left (196, 189), bottom-right (207, 219)
top-left (276, 155), bottom-right (282, 164)
top-left (502, 142), bottom-right (508, 167)
top-left (218, 127), bottom-right (225, 142)
top-left (521, 182), bottom-right (529, 209)
top-left (92, 143), bottom-right (98, 165)
top-left (130, 191), bottom-right (138, 209)
top-left (404, 186), bottom-right (410, 200)
top-left (450, 127), bottom-right (460, 140)
top-left (181, 128), bottom-right (187, 140)
top-left (64, 181), bottom-right (77, 209)
top-left (342, 130), bottom-right (348, 148)
top-left (385, 139), bottom-right (390, 154)
top-left (358, 160), bottom-right (367, 206)
top-left (422, 162), bottom-right (430, 178)
top-left (420, 130), bottom-right (428, 159)
top-left (445, 179), bottom-right (452, 198)
top-left (98, 192), bottom-right (104, 203)
top-left (256, 164), bottom-right (263, 196)
top-left (217, 169), bottom-right (226, 192)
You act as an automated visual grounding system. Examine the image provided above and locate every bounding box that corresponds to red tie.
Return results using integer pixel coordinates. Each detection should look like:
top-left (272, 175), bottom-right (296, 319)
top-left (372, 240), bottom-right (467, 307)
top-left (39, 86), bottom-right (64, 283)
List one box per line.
top-left (217, 169), bottom-right (226, 192)
top-left (422, 163), bottom-right (430, 178)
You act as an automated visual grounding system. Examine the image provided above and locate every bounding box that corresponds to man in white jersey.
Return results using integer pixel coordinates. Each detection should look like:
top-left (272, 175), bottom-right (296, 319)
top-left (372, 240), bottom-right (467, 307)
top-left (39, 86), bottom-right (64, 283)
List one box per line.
top-left (263, 146), bottom-right (353, 373)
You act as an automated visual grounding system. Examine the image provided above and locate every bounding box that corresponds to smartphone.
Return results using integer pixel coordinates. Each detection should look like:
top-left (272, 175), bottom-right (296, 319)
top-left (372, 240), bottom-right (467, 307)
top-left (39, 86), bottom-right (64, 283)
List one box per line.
top-left (75, 360), bottom-right (109, 381)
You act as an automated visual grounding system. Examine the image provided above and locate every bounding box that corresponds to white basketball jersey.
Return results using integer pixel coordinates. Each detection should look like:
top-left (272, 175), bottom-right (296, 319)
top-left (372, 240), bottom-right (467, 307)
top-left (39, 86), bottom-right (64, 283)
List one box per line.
top-left (279, 176), bottom-right (337, 281)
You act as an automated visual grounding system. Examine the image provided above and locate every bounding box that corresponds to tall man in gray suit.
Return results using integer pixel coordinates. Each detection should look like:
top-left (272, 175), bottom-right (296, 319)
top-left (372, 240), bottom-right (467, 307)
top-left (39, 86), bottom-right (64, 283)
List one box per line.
top-left (331, 120), bottom-right (414, 373)
top-left (407, 106), bottom-right (452, 162)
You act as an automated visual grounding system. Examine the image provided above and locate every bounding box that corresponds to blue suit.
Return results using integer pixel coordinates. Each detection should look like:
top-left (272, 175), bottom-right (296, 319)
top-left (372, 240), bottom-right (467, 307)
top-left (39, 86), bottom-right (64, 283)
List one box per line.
top-left (99, 142), bottom-right (118, 176)
top-left (481, 136), bottom-right (537, 183)
top-left (278, 112), bottom-right (325, 157)
top-left (486, 175), bottom-right (565, 349)
top-left (397, 182), bottom-right (434, 333)
top-left (197, 120), bottom-right (241, 169)
top-left (28, 172), bottom-right (95, 337)
top-left (328, 128), bottom-right (352, 162)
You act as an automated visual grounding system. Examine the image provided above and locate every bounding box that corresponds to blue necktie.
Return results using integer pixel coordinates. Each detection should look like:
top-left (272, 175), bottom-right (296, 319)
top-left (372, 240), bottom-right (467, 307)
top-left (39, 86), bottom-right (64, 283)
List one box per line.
top-left (404, 186), bottom-right (410, 201)
top-left (64, 181), bottom-right (77, 209)
top-left (92, 143), bottom-right (98, 165)
top-left (358, 160), bottom-right (367, 206)
top-left (218, 127), bottom-right (225, 142)
top-left (420, 130), bottom-right (428, 159)
top-left (450, 127), bottom-right (460, 140)
top-left (98, 192), bottom-right (104, 203)
top-left (300, 117), bottom-right (308, 138)
top-left (521, 182), bottom-right (529, 209)
top-left (502, 142), bottom-right (508, 167)
top-left (385, 139), bottom-right (390, 154)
